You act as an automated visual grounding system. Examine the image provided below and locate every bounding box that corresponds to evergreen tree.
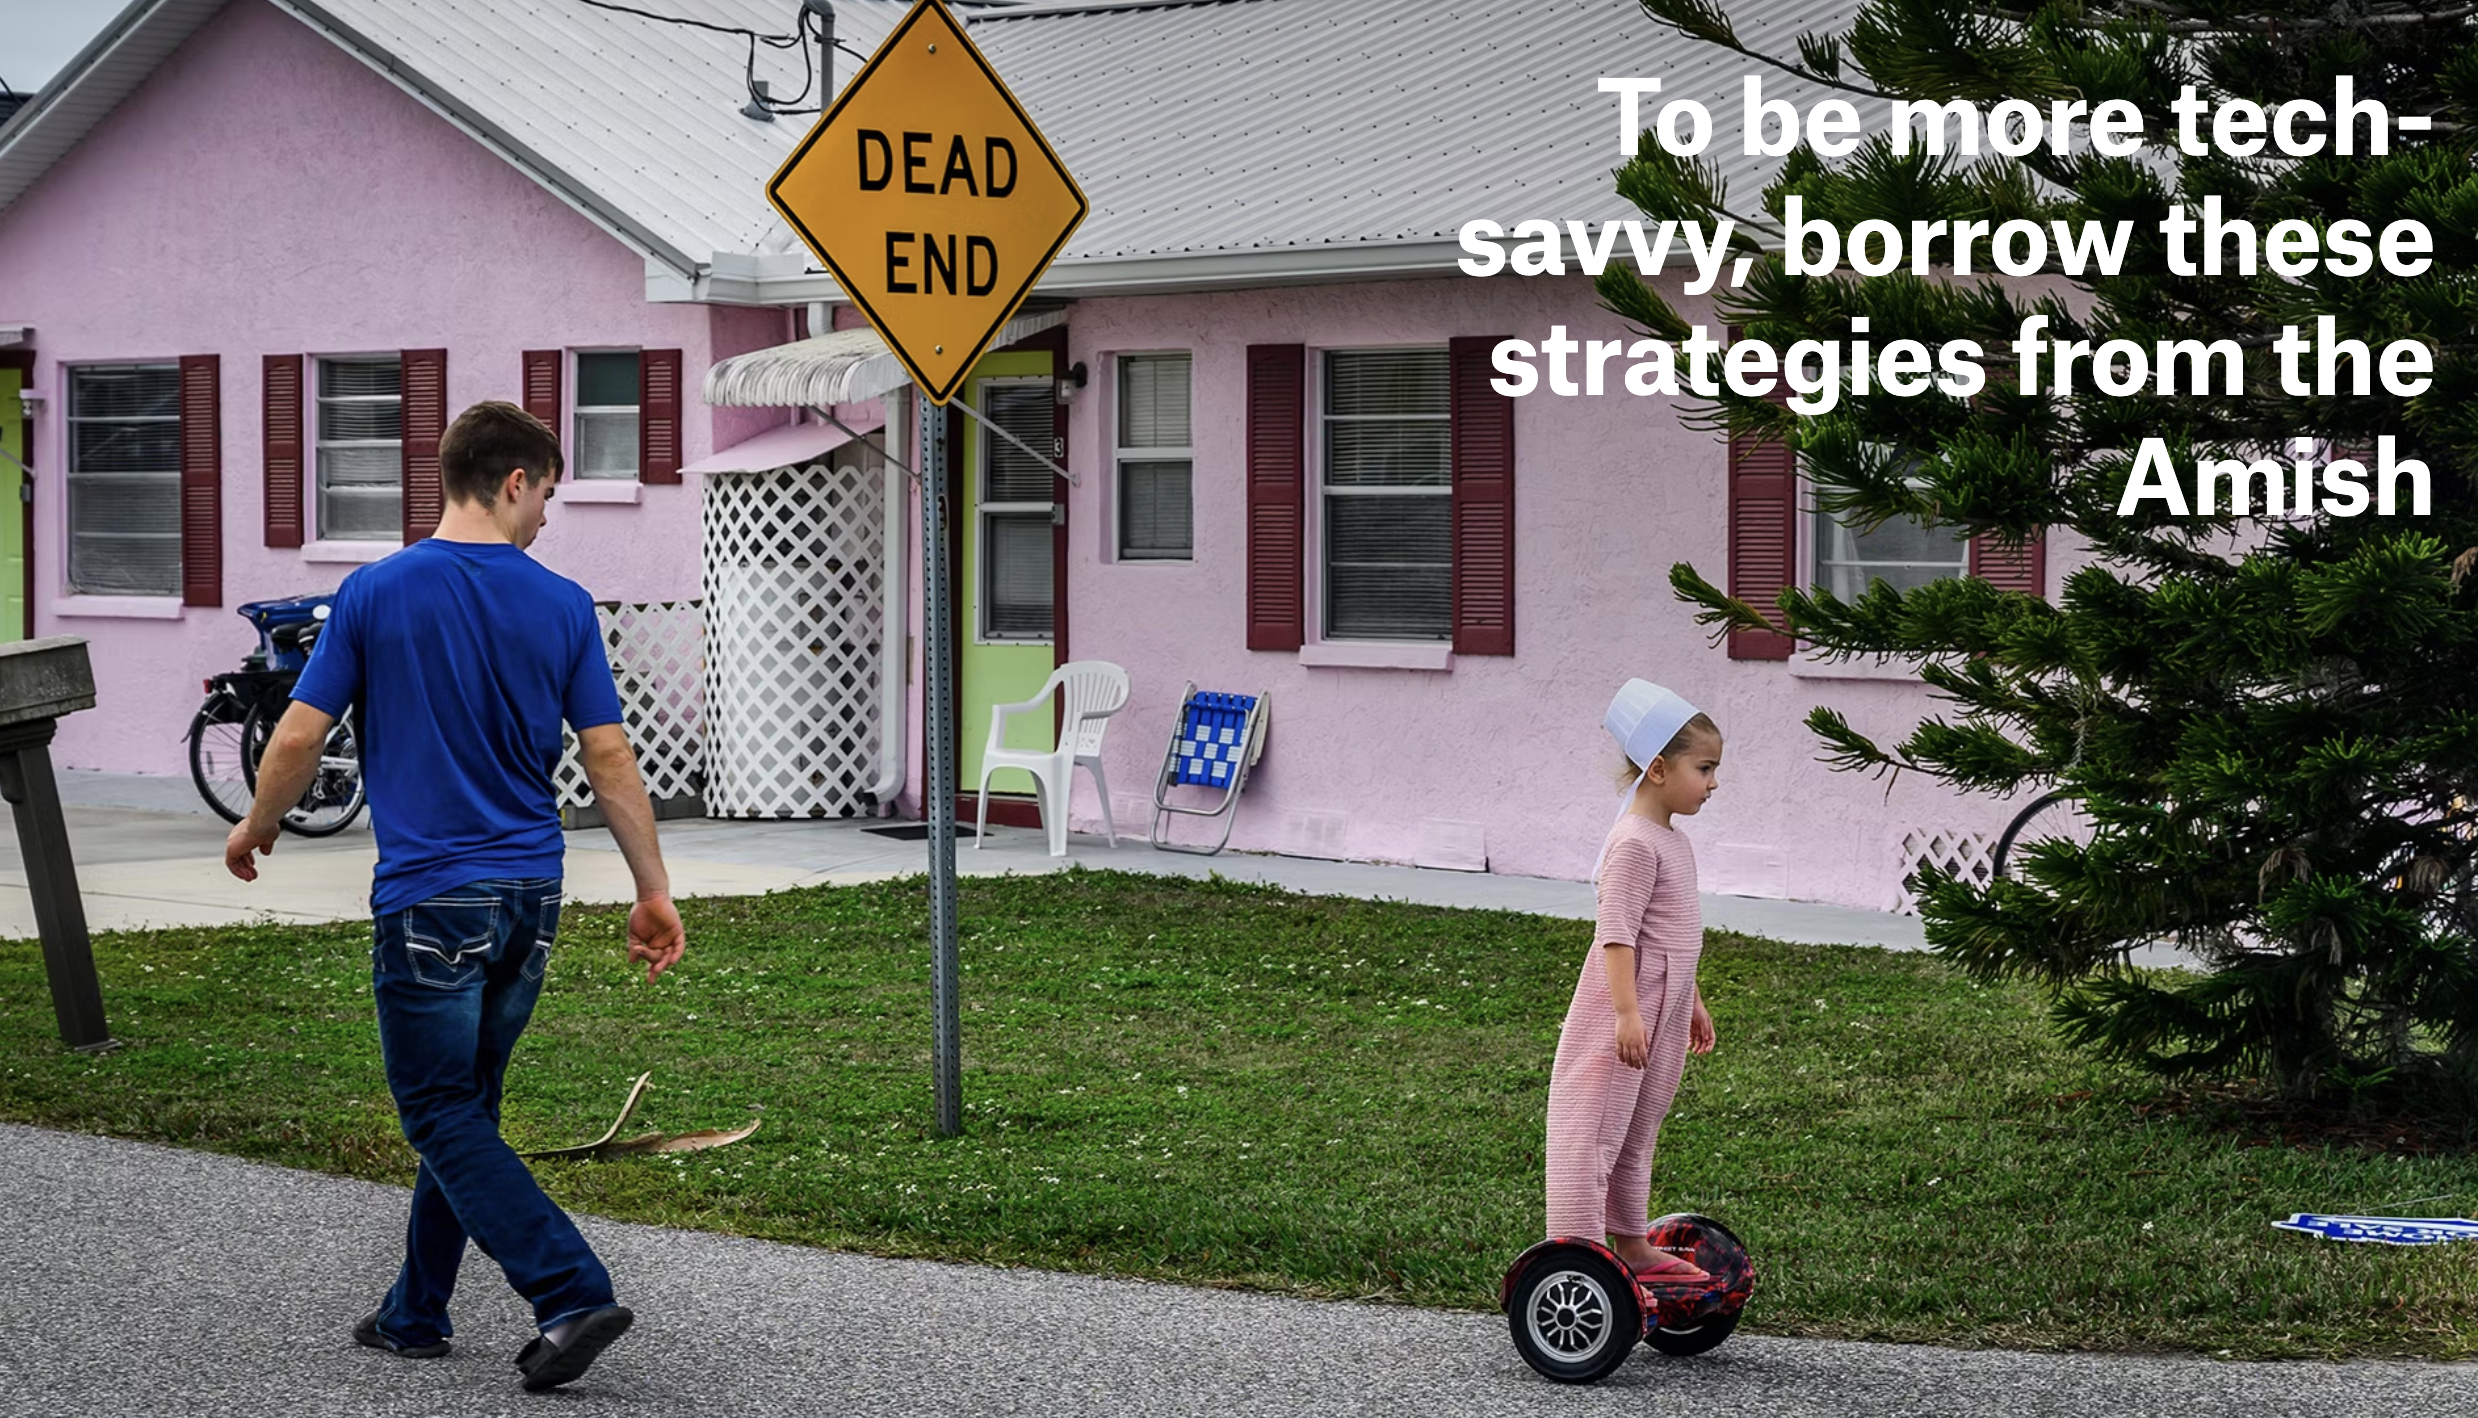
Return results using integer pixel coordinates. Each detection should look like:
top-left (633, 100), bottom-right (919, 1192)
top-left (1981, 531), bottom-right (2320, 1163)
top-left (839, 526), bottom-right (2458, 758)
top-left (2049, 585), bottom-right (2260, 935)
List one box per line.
top-left (1605, 0), bottom-right (2478, 1104)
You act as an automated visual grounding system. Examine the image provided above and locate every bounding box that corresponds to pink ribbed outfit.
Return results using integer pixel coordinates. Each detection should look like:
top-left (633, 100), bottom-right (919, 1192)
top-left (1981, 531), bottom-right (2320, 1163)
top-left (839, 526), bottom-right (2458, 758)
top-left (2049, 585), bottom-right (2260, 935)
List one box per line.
top-left (1544, 814), bottom-right (1701, 1241)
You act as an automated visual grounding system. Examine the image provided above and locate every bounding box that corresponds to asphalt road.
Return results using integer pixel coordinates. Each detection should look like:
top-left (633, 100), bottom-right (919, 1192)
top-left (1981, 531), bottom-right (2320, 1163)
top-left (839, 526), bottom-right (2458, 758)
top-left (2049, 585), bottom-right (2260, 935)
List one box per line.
top-left (0, 1123), bottom-right (2466, 1417)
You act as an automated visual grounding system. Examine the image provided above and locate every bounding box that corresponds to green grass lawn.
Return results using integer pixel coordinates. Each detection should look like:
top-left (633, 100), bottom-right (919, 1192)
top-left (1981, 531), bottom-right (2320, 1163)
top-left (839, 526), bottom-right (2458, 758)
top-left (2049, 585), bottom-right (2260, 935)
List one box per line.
top-left (2, 869), bottom-right (2472, 1359)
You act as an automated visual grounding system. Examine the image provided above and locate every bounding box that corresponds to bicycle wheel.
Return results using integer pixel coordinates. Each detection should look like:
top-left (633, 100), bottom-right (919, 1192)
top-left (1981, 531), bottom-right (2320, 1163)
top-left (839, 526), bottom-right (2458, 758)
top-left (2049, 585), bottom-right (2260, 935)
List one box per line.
top-left (1992, 791), bottom-right (2097, 882)
top-left (242, 699), bottom-right (366, 836)
top-left (290, 709), bottom-right (366, 836)
top-left (187, 694), bottom-right (256, 824)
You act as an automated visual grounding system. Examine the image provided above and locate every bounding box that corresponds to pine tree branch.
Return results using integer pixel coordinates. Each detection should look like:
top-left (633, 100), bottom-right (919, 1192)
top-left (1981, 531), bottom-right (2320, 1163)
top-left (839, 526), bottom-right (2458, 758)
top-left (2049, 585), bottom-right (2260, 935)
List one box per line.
top-left (1631, 0), bottom-right (2478, 1104)
top-left (1981, 1), bottom-right (2478, 37)
top-left (1633, 0), bottom-right (1907, 103)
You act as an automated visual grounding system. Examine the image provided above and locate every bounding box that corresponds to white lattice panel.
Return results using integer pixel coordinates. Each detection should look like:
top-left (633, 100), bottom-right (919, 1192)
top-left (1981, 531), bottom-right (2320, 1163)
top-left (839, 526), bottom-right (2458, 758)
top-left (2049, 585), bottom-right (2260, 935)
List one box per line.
top-left (554, 600), bottom-right (709, 811)
top-left (701, 452), bottom-right (887, 817)
top-left (1890, 827), bottom-right (1997, 915)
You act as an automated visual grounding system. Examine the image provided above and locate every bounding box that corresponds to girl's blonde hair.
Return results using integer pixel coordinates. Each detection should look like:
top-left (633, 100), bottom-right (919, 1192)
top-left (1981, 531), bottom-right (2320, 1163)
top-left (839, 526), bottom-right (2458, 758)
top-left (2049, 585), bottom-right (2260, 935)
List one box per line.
top-left (1609, 711), bottom-right (1722, 785)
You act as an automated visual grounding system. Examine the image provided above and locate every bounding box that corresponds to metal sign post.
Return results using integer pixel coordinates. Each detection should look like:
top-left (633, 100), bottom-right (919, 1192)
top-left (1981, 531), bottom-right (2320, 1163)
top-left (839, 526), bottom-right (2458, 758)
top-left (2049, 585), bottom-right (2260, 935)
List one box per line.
top-left (919, 385), bottom-right (962, 1137)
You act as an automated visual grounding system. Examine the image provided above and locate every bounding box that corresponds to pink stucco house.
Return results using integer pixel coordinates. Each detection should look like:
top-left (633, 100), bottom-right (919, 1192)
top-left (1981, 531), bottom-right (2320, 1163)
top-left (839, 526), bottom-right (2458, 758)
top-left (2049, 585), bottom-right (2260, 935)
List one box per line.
top-left (0, 0), bottom-right (2048, 913)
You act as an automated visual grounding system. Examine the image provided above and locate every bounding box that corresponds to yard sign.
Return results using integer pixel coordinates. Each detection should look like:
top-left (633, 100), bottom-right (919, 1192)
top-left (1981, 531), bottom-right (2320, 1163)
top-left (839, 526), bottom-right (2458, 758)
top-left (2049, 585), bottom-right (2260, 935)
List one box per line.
top-left (766, 0), bottom-right (1088, 404)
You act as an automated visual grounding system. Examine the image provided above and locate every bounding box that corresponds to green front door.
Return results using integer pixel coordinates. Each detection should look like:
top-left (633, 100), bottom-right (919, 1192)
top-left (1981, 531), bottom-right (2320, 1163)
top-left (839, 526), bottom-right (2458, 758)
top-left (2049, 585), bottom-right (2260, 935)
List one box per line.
top-left (958, 353), bottom-right (1060, 798)
top-left (0, 364), bottom-right (24, 640)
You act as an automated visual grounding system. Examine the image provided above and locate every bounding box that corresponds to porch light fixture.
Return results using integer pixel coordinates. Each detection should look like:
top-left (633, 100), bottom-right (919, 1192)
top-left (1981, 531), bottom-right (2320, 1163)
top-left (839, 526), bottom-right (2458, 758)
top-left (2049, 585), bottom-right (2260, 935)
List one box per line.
top-left (1055, 360), bottom-right (1088, 403)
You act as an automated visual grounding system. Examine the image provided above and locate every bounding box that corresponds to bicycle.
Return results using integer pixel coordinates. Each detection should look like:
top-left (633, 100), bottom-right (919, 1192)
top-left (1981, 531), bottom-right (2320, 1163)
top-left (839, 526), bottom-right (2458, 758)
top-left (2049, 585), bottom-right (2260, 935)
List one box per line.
top-left (1989, 789), bottom-right (2096, 882)
top-left (186, 594), bottom-right (365, 837)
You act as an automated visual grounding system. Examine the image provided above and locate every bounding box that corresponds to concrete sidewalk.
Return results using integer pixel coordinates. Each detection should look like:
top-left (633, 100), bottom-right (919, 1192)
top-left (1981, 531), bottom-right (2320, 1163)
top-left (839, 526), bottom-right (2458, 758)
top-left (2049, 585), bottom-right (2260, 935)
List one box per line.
top-left (4, 1121), bottom-right (2469, 1418)
top-left (3, 769), bottom-right (1942, 951)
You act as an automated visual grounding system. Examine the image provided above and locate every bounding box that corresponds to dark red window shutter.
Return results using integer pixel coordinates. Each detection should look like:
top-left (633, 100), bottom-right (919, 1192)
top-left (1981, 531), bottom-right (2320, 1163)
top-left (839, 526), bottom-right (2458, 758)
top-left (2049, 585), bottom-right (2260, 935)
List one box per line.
top-left (178, 355), bottom-right (222, 607)
top-left (1726, 381), bottom-right (1798, 661)
top-left (262, 354), bottom-right (303, 549)
top-left (639, 348), bottom-right (682, 484)
top-left (1245, 344), bottom-right (1305, 651)
top-left (400, 348), bottom-right (447, 542)
top-left (522, 349), bottom-right (562, 447)
top-left (1970, 530), bottom-right (2045, 599)
top-left (1448, 335), bottom-right (1516, 656)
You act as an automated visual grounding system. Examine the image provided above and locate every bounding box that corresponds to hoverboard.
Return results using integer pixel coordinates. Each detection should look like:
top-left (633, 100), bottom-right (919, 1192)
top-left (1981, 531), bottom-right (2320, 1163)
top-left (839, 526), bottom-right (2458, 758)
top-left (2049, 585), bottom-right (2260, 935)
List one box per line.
top-left (1501, 1213), bottom-right (1754, 1382)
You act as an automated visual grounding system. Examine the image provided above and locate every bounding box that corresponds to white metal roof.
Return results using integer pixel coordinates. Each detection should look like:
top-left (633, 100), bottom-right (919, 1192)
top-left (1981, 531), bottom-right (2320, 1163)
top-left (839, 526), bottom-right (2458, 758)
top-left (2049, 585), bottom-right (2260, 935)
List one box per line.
top-left (969, 0), bottom-right (1852, 264)
top-left (726, 0), bottom-right (1858, 294)
top-left (269, 0), bottom-right (920, 278)
top-left (4, 0), bottom-right (1857, 297)
top-left (0, 0), bottom-right (938, 279)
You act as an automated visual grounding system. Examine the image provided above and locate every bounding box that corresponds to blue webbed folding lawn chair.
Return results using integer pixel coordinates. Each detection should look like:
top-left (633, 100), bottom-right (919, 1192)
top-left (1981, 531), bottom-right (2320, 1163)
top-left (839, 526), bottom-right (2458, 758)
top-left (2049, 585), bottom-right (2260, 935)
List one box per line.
top-left (1150, 682), bottom-right (1268, 856)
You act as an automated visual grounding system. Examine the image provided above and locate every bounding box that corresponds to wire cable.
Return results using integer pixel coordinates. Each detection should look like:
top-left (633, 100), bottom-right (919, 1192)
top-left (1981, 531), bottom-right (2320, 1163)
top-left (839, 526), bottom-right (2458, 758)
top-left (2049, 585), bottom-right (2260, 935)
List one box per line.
top-left (557, 0), bottom-right (879, 118)
top-left (568, 0), bottom-right (797, 44)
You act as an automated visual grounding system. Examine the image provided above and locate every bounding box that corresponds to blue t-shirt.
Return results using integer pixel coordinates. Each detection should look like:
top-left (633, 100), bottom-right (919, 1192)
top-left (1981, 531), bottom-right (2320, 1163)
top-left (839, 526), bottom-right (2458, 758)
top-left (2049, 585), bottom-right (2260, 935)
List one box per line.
top-left (290, 539), bottom-right (624, 914)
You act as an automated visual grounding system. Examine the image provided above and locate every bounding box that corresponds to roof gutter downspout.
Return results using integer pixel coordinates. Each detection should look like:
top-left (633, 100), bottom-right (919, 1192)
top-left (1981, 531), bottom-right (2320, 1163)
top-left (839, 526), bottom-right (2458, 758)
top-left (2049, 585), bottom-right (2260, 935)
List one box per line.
top-left (848, 392), bottom-right (909, 815)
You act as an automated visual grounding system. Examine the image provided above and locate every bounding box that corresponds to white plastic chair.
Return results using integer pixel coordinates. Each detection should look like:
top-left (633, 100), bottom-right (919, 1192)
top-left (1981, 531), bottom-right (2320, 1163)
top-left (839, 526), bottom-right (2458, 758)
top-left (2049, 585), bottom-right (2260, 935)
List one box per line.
top-left (974, 660), bottom-right (1131, 856)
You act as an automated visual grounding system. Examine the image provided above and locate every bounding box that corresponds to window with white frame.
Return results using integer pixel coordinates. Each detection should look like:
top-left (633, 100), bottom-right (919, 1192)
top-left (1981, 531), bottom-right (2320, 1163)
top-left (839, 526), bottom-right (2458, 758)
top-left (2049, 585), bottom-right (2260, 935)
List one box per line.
top-left (574, 351), bottom-right (641, 479)
top-left (979, 377), bottom-right (1056, 640)
top-left (1810, 451), bottom-right (1971, 599)
top-left (317, 356), bottom-right (403, 540)
top-left (1116, 352), bottom-right (1192, 560)
top-left (65, 364), bottom-right (182, 596)
top-left (1321, 348), bottom-right (1451, 641)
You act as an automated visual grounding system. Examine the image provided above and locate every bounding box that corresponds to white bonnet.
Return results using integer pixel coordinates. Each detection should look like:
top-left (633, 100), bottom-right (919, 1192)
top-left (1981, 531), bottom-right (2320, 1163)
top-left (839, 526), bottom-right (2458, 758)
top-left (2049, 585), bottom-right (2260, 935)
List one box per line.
top-left (1604, 678), bottom-right (1700, 769)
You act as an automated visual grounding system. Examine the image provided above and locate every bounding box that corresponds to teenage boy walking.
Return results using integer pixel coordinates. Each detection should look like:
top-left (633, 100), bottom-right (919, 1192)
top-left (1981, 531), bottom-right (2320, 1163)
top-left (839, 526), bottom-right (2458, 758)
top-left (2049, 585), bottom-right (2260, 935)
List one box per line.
top-left (225, 400), bottom-right (684, 1393)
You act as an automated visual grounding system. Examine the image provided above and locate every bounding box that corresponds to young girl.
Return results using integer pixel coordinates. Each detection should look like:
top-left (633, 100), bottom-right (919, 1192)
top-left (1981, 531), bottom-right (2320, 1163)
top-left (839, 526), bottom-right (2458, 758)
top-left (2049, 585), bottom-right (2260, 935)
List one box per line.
top-left (1544, 679), bottom-right (1721, 1281)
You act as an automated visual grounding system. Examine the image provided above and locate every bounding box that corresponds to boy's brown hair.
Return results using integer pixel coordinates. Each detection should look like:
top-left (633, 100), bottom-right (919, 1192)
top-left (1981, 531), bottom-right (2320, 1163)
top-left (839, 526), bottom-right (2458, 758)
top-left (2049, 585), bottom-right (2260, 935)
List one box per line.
top-left (439, 401), bottom-right (563, 506)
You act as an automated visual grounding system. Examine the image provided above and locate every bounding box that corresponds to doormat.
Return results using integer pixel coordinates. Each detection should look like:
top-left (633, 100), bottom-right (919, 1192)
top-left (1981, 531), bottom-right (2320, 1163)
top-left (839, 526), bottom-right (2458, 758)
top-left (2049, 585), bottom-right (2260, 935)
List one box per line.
top-left (863, 823), bottom-right (979, 841)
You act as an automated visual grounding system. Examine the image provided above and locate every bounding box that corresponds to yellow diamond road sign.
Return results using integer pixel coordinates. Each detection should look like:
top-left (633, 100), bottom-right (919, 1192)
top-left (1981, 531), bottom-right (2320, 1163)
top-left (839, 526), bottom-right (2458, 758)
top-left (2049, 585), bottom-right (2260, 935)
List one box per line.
top-left (767, 0), bottom-right (1088, 406)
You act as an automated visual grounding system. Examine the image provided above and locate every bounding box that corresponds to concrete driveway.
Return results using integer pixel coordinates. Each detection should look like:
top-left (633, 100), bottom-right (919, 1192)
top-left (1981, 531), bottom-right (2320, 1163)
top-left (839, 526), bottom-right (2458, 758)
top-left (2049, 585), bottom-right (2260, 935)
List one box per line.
top-left (0, 772), bottom-right (813, 935)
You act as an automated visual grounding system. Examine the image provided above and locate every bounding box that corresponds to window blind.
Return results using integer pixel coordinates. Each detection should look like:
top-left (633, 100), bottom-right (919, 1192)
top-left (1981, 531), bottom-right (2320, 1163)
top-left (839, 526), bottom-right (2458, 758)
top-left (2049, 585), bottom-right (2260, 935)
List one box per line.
top-left (1813, 498), bottom-right (1971, 601)
top-left (983, 382), bottom-right (1057, 504)
top-left (66, 365), bottom-right (183, 596)
top-left (981, 379), bottom-right (1056, 639)
top-left (1119, 353), bottom-right (1191, 447)
top-left (575, 351), bottom-right (640, 479)
top-left (984, 514), bottom-right (1053, 637)
top-left (317, 356), bottom-right (402, 541)
top-left (1117, 353), bottom-right (1192, 560)
top-left (1323, 348), bottom-right (1451, 640)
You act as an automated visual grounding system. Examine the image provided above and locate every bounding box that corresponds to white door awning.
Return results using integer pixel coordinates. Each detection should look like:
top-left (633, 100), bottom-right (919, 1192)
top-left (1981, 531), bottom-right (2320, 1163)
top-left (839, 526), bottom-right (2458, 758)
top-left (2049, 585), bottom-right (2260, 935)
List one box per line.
top-left (0, 325), bottom-right (30, 348)
top-left (703, 308), bottom-right (1069, 409)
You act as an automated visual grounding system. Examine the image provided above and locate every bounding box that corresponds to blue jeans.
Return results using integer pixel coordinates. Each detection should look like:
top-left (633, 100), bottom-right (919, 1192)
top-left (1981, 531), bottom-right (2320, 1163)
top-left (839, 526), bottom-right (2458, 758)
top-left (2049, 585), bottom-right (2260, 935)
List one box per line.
top-left (368, 878), bottom-right (613, 1346)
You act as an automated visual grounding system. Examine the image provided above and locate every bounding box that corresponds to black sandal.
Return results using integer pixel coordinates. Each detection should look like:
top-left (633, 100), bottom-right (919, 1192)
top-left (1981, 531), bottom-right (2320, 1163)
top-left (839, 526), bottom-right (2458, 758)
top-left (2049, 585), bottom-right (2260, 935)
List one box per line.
top-left (514, 1305), bottom-right (634, 1391)
top-left (353, 1311), bottom-right (451, 1359)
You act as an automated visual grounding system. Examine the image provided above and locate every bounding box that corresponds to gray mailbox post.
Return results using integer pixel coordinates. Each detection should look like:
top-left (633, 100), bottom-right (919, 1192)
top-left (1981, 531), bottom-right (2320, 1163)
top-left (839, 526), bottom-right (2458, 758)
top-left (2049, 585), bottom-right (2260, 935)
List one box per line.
top-left (0, 636), bottom-right (113, 1053)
